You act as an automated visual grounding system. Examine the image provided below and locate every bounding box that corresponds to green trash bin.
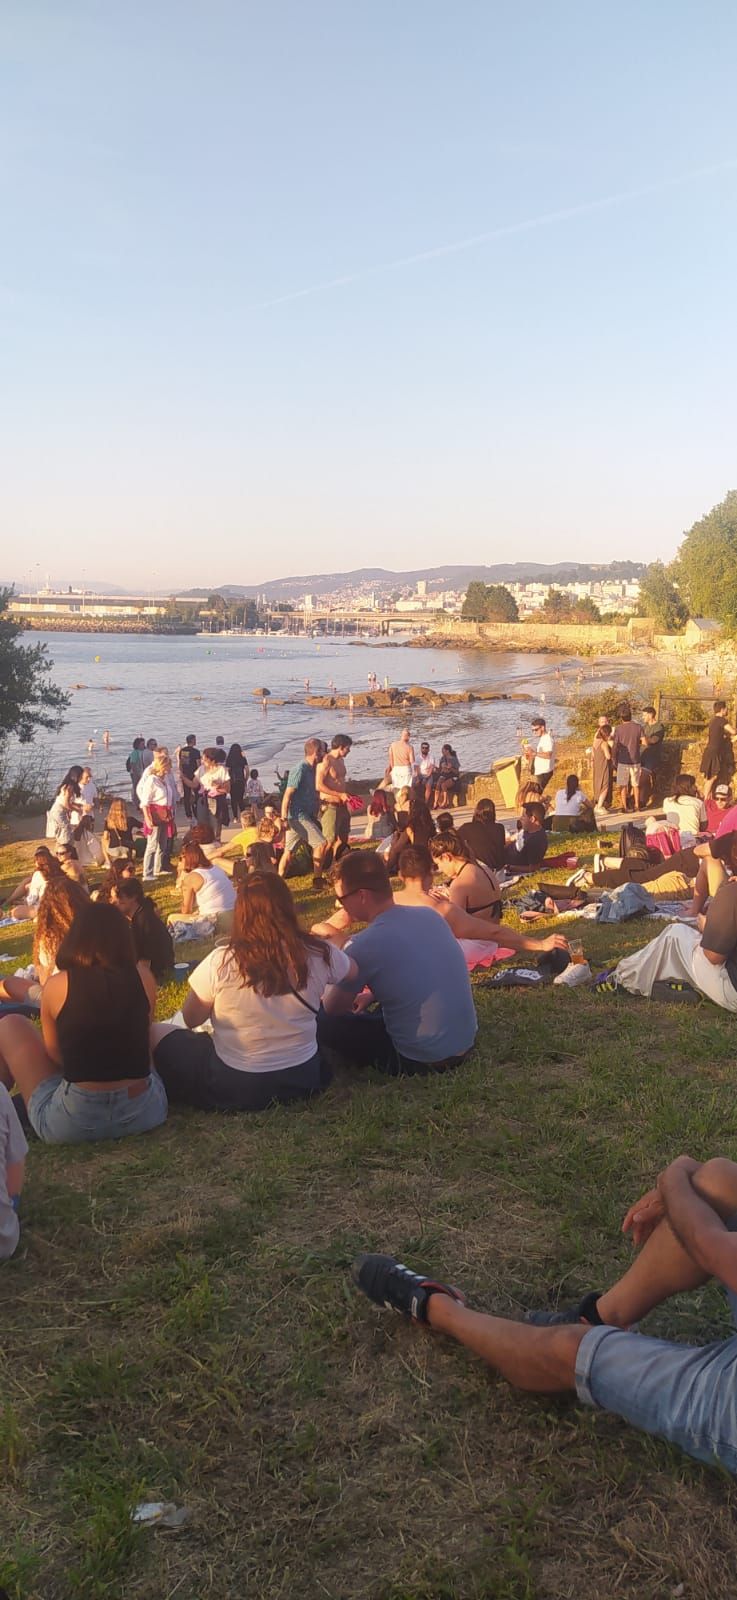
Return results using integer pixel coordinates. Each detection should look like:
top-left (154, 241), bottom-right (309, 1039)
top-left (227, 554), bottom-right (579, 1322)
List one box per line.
top-left (492, 755), bottom-right (522, 808)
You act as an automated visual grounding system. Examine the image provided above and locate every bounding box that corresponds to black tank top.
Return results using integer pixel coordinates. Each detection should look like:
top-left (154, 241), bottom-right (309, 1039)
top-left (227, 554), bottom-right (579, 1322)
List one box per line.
top-left (56, 965), bottom-right (151, 1082)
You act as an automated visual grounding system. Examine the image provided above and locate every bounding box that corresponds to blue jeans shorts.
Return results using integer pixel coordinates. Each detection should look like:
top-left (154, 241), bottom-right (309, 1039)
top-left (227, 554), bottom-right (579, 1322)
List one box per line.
top-left (27, 1072), bottom-right (168, 1145)
top-left (575, 1215), bottom-right (737, 1474)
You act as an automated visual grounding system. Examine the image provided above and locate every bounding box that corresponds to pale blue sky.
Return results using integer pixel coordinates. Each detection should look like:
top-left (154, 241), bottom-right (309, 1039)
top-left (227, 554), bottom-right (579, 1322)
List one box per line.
top-left (2, 1), bottom-right (737, 587)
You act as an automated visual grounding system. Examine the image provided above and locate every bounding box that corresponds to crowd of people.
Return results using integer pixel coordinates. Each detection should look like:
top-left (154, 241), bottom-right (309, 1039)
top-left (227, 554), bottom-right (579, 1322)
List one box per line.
top-left (4, 696), bottom-right (737, 1487)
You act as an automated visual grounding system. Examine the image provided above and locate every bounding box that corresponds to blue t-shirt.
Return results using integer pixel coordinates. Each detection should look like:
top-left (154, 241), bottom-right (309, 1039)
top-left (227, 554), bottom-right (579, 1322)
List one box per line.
top-left (287, 761), bottom-right (317, 820)
top-left (343, 905), bottom-right (477, 1063)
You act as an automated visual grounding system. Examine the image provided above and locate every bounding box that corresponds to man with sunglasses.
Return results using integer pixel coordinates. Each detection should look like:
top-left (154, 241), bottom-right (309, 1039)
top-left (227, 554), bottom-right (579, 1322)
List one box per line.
top-left (317, 853), bottom-right (477, 1075)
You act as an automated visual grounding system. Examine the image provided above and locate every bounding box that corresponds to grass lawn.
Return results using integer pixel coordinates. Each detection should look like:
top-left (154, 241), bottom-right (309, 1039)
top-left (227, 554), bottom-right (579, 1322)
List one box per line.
top-left (2, 832), bottom-right (737, 1599)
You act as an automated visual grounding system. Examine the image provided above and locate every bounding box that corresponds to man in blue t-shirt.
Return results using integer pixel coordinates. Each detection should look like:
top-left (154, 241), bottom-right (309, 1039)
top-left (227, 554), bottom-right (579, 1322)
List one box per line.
top-left (279, 737), bottom-right (328, 887)
top-left (318, 853), bottom-right (477, 1075)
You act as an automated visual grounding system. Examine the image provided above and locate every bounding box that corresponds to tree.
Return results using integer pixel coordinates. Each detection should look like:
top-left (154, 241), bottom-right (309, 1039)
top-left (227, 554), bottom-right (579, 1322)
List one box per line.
top-left (637, 561), bottom-right (688, 632)
top-left (461, 581), bottom-right (518, 622)
top-left (0, 588), bottom-right (69, 746)
top-left (483, 584), bottom-right (518, 622)
top-left (539, 589), bottom-right (601, 624)
top-left (461, 582), bottom-right (489, 621)
top-left (540, 587), bottom-right (570, 621)
top-left (673, 491), bottom-right (737, 629)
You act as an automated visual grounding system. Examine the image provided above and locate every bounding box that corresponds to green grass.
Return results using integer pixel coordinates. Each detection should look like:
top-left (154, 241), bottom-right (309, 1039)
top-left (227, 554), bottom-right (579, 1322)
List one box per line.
top-left (1, 831), bottom-right (737, 1598)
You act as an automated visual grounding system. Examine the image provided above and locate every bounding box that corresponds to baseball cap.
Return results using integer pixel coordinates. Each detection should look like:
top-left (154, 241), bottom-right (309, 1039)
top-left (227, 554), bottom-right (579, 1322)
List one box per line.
top-left (716, 784), bottom-right (731, 797)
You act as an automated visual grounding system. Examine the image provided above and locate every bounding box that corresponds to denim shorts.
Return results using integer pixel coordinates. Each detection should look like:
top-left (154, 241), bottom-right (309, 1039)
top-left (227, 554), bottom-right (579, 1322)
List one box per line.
top-left (285, 814), bottom-right (325, 854)
top-left (575, 1214), bottom-right (737, 1474)
top-left (27, 1072), bottom-right (168, 1145)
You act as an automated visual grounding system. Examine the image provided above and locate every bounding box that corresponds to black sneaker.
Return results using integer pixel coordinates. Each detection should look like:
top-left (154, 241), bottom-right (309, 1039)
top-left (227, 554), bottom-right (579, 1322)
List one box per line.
top-left (352, 1253), bottom-right (466, 1323)
top-left (525, 1290), bottom-right (603, 1326)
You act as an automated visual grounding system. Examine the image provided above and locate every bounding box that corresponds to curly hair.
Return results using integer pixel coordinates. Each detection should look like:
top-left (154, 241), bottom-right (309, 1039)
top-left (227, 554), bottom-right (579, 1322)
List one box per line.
top-left (33, 876), bottom-right (89, 971)
top-left (222, 871), bottom-right (328, 996)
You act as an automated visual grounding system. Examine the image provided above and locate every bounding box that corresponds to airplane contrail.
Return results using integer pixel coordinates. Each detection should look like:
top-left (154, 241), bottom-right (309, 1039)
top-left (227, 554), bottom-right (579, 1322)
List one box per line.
top-left (248, 157), bottom-right (737, 311)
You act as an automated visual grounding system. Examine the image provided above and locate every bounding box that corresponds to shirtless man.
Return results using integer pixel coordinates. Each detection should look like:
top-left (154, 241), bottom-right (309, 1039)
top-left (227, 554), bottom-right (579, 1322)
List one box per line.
top-left (316, 735), bottom-right (353, 869)
top-left (388, 729), bottom-right (416, 791)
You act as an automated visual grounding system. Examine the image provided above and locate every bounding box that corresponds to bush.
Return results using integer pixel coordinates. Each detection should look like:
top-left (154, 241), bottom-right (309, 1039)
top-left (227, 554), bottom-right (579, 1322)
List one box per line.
top-left (0, 747), bottom-right (53, 816)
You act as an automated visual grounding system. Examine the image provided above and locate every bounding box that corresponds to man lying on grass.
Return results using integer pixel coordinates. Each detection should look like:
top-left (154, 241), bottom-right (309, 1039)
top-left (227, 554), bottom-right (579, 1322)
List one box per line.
top-left (602, 829), bottom-right (737, 1011)
top-left (353, 1153), bottom-right (737, 1476)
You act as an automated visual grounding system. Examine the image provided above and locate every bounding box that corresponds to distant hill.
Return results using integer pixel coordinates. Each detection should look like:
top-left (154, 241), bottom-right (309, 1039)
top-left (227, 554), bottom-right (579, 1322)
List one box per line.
top-left (182, 561), bottom-right (645, 602)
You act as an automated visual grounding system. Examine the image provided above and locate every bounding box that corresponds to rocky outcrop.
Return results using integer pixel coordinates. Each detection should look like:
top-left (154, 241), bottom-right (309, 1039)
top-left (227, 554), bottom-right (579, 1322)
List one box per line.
top-left (303, 684), bottom-right (534, 713)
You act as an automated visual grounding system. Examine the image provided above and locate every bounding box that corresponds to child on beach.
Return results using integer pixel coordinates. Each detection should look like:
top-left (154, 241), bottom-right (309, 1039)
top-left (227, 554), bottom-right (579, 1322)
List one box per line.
top-left (245, 769), bottom-right (265, 815)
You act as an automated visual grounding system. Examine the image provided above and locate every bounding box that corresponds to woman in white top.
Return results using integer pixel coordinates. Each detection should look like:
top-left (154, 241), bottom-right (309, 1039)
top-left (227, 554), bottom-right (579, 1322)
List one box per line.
top-left (46, 784), bottom-right (77, 847)
top-left (137, 748), bottom-right (179, 880)
top-left (663, 774), bottom-right (708, 845)
top-left (152, 871), bottom-right (356, 1110)
top-left (175, 841), bottom-right (236, 924)
top-left (6, 848), bottom-right (64, 923)
top-left (194, 747), bottom-right (231, 839)
top-left (552, 775), bottom-right (596, 832)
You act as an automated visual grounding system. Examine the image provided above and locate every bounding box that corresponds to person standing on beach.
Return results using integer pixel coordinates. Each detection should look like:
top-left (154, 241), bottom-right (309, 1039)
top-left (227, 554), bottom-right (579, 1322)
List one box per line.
top-left (529, 718), bottom-right (555, 792)
top-left (279, 738), bottom-right (329, 888)
top-left (178, 734), bottom-right (201, 821)
top-left (611, 703), bottom-right (643, 812)
top-left (700, 700), bottom-right (736, 802)
top-left (125, 737), bottom-right (147, 809)
top-left (317, 735), bottom-right (353, 868)
top-left (639, 706), bottom-right (665, 806)
top-left (388, 729), bottom-right (416, 792)
top-left (591, 718), bottom-right (613, 809)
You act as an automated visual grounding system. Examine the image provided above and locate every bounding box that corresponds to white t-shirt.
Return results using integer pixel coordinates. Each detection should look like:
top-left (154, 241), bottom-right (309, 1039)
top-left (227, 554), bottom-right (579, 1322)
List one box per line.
top-left (193, 865), bottom-right (236, 917)
top-left (419, 756), bottom-right (436, 778)
top-left (26, 869), bottom-right (49, 909)
top-left (533, 733), bottom-right (555, 775)
top-left (79, 778), bottom-right (98, 806)
top-left (189, 941), bottom-right (352, 1071)
top-left (663, 794), bottom-right (707, 839)
top-left (197, 763), bottom-right (230, 796)
top-left (553, 787), bottom-right (586, 817)
top-left (137, 769), bottom-right (178, 809)
top-left (245, 777), bottom-right (264, 800)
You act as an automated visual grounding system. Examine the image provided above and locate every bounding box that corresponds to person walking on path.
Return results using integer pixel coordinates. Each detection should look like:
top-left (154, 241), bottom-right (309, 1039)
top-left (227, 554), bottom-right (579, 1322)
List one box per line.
top-left (591, 718), bottom-right (613, 809)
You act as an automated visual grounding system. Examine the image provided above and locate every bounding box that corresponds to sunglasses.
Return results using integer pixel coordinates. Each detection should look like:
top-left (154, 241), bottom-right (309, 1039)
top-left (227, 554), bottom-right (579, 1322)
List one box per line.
top-left (334, 887), bottom-right (361, 906)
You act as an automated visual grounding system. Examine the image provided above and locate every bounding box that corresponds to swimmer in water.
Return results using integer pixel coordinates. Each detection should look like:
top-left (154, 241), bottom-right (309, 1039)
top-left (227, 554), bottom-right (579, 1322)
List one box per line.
top-left (102, 729), bottom-right (110, 747)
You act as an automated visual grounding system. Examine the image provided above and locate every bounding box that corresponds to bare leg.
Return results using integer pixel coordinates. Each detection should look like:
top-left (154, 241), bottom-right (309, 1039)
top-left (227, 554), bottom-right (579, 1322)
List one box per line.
top-left (618, 786), bottom-right (628, 812)
top-left (684, 857), bottom-right (726, 918)
top-left (597, 1157), bottom-right (737, 1327)
top-left (0, 977), bottom-right (34, 1003)
top-left (428, 1294), bottom-right (586, 1392)
top-left (278, 850), bottom-right (293, 878)
top-left (703, 776), bottom-right (716, 802)
top-left (0, 1015), bottom-right (59, 1103)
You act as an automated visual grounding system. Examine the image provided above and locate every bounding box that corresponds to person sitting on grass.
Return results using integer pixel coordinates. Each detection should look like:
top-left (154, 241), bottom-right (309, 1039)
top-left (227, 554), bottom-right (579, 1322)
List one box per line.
top-left (316, 852), bottom-right (477, 1077)
top-left (114, 878), bottom-right (175, 982)
top-left (550, 775), bottom-right (596, 833)
top-left (457, 798), bottom-right (506, 871)
top-left (5, 847), bottom-right (64, 922)
top-left (364, 789), bottom-right (396, 851)
top-left (0, 901), bottom-right (166, 1144)
top-left (101, 797), bottom-right (139, 865)
top-left (504, 802), bottom-right (549, 869)
top-left (434, 810), bottom-right (457, 839)
top-left (601, 830), bottom-right (737, 1010)
top-left (172, 840), bottom-right (236, 930)
top-left (428, 832), bottom-right (502, 921)
top-left (663, 773), bottom-right (708, 846)
top-left (0, 877), bottom-right (88, 1007)
top-left (394, 847), bottom-right (570, 963)
top-left (386, 796), bottom-right (436, 873)
top-left (90, 858), bottom-right (138, 902)
top-left (706, 782), bottom-right (734, 836)
top-left (151, 872), bottom-right (354, 1113)
top-left (56, 842), bottom-right (89, 890)
top-left (0, 1082), bottom-right (27, 1261)
top-left (351, 1151), bottom-right (737, 1479)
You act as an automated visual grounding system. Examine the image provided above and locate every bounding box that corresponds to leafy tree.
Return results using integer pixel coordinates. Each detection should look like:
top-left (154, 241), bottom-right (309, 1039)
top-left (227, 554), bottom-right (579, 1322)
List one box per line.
top-left (540, 589), bottom-right (601, 624)
top-left (0, 588), bottom-right (69, 746)
top-left (637, 562), bottom-right (688, 632)
top-left (483, 584), bottom-right (518, 621)
top-left (673, 491), bottom-right (737, 629)
top-left (461, 582), bottom-right (518, 622)
top-left (461, 581), bottom-right (489, 621)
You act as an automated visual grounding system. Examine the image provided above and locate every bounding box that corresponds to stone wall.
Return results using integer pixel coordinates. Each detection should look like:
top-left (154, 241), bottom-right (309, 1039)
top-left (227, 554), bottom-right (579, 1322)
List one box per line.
top-left (435, 618), bottom-right (633, 650)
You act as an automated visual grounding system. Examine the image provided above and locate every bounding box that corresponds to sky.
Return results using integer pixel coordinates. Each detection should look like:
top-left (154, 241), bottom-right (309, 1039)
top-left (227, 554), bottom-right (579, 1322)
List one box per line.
top-left (2, 0), bottom-right (737, 589)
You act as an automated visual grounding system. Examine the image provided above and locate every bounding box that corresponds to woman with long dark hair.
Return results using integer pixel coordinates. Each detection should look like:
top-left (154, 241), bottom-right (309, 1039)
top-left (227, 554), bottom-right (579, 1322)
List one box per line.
top-left (115, 879), bottom-right (175, 982)
top-left (152, 872), bottom-right (356, 1111)
top-left (0, 876), bottom-right (88, 1005)
top-left (6, 847), bottom-right (64, 922)
top-left (0, 902), bottom-right (166, 1143)
top-left (387, 796), bottom-right (436, 872)
top-left (225, 742), bottom-right (249, 820)
top-left (457, 798), bottom-right (506, 870)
